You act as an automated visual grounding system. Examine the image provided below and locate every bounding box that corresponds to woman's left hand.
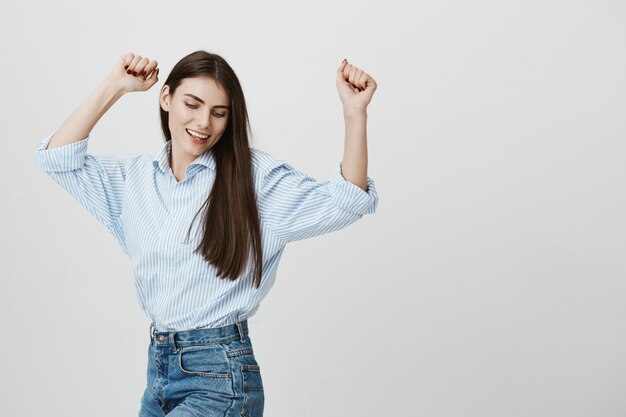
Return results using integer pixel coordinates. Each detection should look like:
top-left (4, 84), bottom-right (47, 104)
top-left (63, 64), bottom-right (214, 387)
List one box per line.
top-left (336, 59), bottom-right (377, 114)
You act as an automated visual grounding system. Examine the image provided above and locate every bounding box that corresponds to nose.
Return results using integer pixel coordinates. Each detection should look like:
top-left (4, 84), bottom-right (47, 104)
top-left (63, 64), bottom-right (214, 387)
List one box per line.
top-left (196, 120), bottom-right (210, 130)
top-left (197, 110), bottom-right (212, 130)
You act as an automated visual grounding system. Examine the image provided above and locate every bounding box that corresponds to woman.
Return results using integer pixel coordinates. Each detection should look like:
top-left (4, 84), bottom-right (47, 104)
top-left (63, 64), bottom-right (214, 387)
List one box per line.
top-left (35, 50), bottom-right (379, 417)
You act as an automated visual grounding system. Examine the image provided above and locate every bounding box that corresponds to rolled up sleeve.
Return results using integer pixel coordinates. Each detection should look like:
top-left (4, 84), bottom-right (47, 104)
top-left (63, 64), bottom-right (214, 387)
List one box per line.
top-left (36, 130), bottom-right (90, 172)
top-left (35, 129), bottom-right (128, 252)
top-left (259, 158), bottom-right (379, 244)
top-left (328, 161), bottom-right (379, 215)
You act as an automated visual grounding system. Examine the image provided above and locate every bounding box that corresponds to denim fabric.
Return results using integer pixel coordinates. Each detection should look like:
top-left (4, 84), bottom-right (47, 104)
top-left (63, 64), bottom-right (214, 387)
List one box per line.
top-left (138, 320), bottom-right (264, 417)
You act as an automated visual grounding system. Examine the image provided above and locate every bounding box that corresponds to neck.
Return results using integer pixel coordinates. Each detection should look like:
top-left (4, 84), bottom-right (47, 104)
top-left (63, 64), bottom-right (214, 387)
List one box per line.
top-left (169, 143), bottom-right (193, 182)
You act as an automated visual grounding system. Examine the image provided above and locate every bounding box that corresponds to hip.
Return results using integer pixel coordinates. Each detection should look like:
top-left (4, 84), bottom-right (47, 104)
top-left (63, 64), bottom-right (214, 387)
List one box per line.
top-left (141, 319), bottom-right (264, 417)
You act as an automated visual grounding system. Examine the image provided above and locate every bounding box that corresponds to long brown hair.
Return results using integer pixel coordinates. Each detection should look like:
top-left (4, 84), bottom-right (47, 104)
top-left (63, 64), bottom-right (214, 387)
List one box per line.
top-left (159, 50), bottom-right (263, 289)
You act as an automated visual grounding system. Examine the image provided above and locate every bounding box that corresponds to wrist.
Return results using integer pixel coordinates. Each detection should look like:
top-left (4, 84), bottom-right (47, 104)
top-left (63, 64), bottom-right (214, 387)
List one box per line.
top-left (343, 107), bottom-right (368, 120)
top-left (100, 77), bottom-right (127, 99)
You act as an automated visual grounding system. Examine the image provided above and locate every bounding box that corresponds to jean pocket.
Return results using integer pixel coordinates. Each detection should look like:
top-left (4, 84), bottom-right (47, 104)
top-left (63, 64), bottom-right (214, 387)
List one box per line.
top-left (240, 362), bottom-right (264, 417)
top-left (177, 345), bottom-right (232, 378)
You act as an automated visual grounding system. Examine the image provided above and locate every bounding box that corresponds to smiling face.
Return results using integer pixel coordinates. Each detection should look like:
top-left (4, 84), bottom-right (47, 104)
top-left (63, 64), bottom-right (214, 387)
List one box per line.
top-left (159, 76), bottom-right (230, 172)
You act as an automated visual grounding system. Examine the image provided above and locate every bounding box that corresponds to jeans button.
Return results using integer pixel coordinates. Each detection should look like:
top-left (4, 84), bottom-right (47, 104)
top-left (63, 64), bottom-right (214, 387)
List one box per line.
top-left (157, 335), bottom-right (168, 342)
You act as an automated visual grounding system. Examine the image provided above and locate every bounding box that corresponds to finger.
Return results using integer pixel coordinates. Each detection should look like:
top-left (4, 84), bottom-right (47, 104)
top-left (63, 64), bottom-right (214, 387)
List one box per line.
top-left (360, 72), bottom-right (371, 91)
top-left (127, 54), bottom-right (141, 72)
top-left (135, 57), bottom-right (150, 75)
top-left (342, 62), bottom-right (352, 80)
top-left (127, 54), bottom-right (143, 75)
top-left (365, 75), bottom-right (377, 90)
top-left (134, 58), bottom-right (151, 76)
top-left (351, 69), bottom-right (361, 91)
top-left (138, 59), bottom-right (157, 77)
top-left (348, 65), bottom-right (358, 85)
top-left (354, 69), bottom-right (365, 90)
top-left (337, 59), bottom-right (348, 73)
top-left (122, 52), bottom-right (135, 70)
top-left (143, 62), bottom-right (158, 78)
top-left (147, 67), bottom-right (159, 82)
top-left (337, 59), bottom-right (349, 83)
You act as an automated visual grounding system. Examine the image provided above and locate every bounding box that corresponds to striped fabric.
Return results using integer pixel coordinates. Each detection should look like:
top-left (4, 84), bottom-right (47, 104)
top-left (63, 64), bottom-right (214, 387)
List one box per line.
top-left (35, 130), bottom-right (379, 331)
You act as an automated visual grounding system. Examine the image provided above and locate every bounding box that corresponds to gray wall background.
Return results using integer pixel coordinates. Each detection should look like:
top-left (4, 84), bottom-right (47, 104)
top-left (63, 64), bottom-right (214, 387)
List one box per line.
top-left (2, 0), bottom-right (625, 416)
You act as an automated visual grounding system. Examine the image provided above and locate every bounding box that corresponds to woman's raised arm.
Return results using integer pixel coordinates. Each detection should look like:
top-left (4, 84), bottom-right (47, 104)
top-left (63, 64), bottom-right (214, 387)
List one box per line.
top-left (335, 59), bottom-right (378, 192)
top-left (36, 52), bottom-right (160, 252)
top-left (47, 52), bottom-right (159, 148)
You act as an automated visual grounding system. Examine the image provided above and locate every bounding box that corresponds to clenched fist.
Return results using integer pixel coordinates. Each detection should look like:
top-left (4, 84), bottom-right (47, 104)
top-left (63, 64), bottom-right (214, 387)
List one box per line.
top-left (106, 52), bottom-right (160, 94)
top-left (336, 59), bottom-right (377, 114)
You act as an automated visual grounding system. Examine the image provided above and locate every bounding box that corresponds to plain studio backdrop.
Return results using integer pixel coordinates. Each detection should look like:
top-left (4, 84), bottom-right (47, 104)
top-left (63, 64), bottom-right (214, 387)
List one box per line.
top-left (1, 1), bottom-right (625, 416)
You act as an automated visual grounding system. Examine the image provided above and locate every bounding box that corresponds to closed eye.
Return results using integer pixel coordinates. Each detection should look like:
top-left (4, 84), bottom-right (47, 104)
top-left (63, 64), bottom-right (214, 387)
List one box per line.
top-left (185, 103), bottom-right (226, 117)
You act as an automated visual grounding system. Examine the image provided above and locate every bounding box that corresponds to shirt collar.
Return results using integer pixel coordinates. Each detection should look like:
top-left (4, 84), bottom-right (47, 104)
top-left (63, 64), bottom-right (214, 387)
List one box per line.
top-left (152, 140), bottom-right (216, 174)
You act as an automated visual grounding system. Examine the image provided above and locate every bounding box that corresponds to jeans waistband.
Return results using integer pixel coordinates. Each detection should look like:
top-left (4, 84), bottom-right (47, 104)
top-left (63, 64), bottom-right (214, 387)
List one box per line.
top-left (149, 320), bottom-right (249, 348)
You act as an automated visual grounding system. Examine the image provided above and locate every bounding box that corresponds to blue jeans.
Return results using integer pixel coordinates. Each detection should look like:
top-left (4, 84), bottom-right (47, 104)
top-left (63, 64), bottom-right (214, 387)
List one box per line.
top-left (138, 320), bottom-right (265, 417)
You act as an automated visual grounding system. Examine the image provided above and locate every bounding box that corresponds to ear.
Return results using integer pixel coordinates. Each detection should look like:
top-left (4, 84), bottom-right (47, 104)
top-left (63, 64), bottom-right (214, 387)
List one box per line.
top-left (160, 84), bottom-right (171, 111)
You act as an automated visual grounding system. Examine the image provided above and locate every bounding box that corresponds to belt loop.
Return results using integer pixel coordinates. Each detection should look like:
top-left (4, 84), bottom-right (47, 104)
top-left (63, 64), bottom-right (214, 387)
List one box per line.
top-left (171, 331), bottom-right (178, 352)
top-left (236, 321), bottom-right (246, 342)
top-left (150, 322), bottom-right (155, 343)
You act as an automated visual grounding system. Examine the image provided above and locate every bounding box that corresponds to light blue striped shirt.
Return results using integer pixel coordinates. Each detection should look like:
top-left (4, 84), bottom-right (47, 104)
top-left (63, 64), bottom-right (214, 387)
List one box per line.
top-left (35, 130), bottom-right (379, 331)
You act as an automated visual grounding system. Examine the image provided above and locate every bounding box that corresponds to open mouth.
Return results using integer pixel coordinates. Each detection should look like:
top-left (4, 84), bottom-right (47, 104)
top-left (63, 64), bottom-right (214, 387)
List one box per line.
top-left (186, 128), bottom-right (210, 144)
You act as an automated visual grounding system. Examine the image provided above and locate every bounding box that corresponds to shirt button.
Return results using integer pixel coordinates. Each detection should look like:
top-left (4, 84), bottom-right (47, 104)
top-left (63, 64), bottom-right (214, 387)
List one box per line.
top-left (160, 277), bottom-right (165, 283)
top-left (171, 216), bottom-right (177, 223)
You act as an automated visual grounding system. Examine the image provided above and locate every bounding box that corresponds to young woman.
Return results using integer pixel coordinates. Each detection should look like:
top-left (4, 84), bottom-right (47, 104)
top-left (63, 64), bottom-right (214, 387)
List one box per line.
top-left (35, 50), bottom-right (379, 417)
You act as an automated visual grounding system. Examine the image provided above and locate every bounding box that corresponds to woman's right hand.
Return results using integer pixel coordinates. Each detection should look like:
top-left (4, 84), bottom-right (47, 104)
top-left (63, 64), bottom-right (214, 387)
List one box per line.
top-left (106, 52), bottom-right (159, 94)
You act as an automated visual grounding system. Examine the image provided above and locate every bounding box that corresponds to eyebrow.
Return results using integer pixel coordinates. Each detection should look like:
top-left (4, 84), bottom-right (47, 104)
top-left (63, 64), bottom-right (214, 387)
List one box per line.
top-left (183, 93), bottom-right (229, 109)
